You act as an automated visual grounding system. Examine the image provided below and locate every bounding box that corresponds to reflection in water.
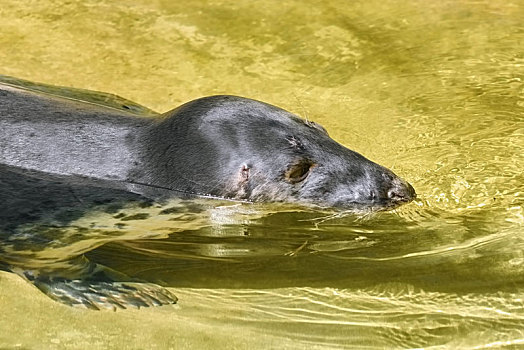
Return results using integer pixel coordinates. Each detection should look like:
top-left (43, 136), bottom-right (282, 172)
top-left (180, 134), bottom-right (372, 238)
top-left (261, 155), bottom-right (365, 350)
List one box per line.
top-left (86, 204), bottom-right (523, 295)
top-left (1, 0), bottom-right (523, 348)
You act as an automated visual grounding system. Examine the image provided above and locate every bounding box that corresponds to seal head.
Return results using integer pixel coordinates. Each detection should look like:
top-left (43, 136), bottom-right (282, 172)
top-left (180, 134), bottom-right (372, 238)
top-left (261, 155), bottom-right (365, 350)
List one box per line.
top-left (139, 96), bottom-right (415, 209)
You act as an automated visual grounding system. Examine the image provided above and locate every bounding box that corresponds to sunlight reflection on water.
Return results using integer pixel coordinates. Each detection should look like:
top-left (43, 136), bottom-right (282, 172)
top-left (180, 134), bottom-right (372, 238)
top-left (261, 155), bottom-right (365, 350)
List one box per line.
top-left (1, 0), bottom-right (523, 348)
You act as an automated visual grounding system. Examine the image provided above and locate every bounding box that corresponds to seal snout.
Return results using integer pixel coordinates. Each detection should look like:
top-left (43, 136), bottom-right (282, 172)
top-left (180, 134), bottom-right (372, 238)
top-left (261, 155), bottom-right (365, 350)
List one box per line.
top-left (386, 178), bottom-right (416, 203)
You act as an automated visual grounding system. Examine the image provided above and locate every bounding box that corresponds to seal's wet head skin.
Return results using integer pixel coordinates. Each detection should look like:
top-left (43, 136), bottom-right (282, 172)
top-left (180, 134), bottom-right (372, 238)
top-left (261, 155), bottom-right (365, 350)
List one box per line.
top-left (140, 96), bottom-right (416, 210)
top-left (0, 81), bottom-right (414, 211)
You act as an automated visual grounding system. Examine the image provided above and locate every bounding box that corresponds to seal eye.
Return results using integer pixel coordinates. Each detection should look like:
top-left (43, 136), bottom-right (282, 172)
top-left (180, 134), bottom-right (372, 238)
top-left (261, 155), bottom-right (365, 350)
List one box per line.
top-left (285, 160), bottom-right (314, 184)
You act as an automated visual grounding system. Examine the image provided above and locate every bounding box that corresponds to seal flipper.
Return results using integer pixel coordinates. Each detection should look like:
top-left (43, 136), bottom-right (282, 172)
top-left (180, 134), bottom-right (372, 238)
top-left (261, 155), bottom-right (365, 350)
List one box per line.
top-left (21, 270), bottom-right (177, 310)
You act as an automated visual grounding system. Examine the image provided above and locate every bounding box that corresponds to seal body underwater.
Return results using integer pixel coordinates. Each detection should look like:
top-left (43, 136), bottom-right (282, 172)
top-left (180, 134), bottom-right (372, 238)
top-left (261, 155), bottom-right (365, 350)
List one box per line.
top-left (0, 75), bottom-right (415, 309)
top-left (0, 163), bottom-right (181, 309)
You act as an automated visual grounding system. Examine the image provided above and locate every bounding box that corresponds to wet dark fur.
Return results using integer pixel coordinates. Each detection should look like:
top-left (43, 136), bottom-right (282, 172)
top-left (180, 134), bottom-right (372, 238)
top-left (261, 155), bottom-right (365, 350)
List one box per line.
top-left (0, 84), bottom-right (414, 208)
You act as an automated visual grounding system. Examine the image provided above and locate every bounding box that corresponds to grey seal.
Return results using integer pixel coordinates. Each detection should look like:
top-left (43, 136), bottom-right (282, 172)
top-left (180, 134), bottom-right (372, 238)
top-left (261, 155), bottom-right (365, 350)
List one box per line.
top-left (0, 75), bottom-right (415, 309)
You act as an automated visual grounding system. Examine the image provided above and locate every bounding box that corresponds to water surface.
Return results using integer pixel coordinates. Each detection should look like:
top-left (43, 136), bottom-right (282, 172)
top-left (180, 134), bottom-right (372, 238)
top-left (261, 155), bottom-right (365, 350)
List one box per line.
top-left (0, 0), bottom-right (523, 348)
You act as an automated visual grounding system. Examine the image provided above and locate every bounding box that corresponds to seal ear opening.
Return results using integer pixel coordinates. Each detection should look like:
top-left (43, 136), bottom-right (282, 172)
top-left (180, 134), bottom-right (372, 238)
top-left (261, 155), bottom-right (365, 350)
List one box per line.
top-left (285, 160), bottom-right (314, 184)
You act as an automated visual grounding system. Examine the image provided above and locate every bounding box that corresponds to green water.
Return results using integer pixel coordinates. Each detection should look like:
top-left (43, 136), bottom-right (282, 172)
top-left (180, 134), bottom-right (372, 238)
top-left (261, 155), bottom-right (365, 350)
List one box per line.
top-left (0, 0), bottom-right (523, 349)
